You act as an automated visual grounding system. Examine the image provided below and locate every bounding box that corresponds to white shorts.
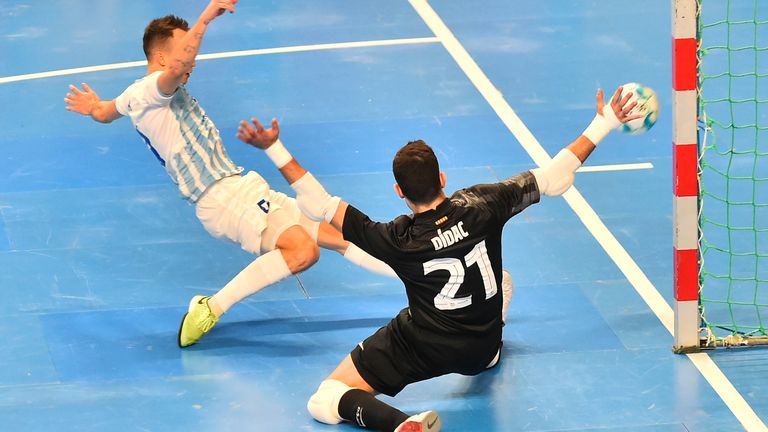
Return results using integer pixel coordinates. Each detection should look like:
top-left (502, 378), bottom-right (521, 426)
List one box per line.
top-left (195, 172), bottom-right (320, 255)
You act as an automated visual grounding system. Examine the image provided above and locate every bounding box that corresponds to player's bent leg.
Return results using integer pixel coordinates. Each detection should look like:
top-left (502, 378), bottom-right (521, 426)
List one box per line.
top-left (273, 225), bottom-right (319, 273)
top-left (307, 379), bottom-right (350, 425)
top-left (308, 382), bottom-right (441, 431)
top-left (479, 270), bottom-right (512, 365)
top-left (501, 269), bottom-right (514, 324)
top-left (327, 354), bottom-right (376, 393)
top-left (180, 244), bottom-right (301, 348)
top-left (267, 190), bottom-right (322, 245)
top-left (314, 354), bottom-right (424, 431)
top-left (180, 207), bottom-right (312, 348)
top-left (274, 193), bottom-right (392, 275)
top-left (308, 355), bottom-right (371, 426)
top-left (204, 205), bottom-right (305, 322)
top-left (279, 192), bottom-right (397, 278)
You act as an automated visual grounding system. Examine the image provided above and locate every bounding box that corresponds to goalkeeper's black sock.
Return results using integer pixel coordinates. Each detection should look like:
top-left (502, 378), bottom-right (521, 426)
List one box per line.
top-left (337, 388), bottom-right (409, 431)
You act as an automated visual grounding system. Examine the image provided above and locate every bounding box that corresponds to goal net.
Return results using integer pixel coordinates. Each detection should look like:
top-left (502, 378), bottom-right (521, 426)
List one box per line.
top-left (696, 0), bottom-right (768, 348)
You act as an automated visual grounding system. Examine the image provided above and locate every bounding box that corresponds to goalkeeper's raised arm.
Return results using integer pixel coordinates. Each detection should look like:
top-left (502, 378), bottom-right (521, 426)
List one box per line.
top-left (235, 85), bottom-right (643, 228)
top-left (531, 85), bottom-right (642, 197)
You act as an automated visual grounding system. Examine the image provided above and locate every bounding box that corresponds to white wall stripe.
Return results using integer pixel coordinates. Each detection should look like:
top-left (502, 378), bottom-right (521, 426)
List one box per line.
top-left (0, 37), bottom-right (440, 85)
top-left (407, 0), bottom-right (767, 431)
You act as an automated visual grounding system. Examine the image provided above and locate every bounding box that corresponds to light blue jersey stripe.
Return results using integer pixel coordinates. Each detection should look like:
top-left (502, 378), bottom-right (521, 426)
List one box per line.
top-left (169, 87), bottom-right (242, 201)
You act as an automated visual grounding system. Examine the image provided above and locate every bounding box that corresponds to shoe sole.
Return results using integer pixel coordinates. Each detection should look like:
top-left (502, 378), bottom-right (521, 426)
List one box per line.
top-left (423, 410), bottom-right (441, 431)
top-left (398, 411), bottom-right (441, 432)
top-left (178, 296), bottom-right (208, 348)
top-left (177, 311), bottom-right (190, 348)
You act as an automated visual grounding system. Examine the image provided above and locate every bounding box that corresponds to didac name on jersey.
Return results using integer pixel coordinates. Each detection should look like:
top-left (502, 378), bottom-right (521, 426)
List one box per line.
top-left (430, 221), bottom-right (470, 251)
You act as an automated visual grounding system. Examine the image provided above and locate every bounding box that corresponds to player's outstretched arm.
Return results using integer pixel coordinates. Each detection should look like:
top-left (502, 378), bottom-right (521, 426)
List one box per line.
top-left (236, 117), bottom-right (349, 230)
top-left (64, 83), bottom-right (122, 124)
top-left (157, 0), bottom-right (238, 95)
top-left (569, 86), bottom-right (643, 161)
top-left (532, 86), bottom-right (642, 197)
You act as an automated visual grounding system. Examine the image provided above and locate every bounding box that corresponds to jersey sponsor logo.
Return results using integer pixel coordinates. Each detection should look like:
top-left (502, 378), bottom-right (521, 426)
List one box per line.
top-left (430, 221), bottom-right (469, 250)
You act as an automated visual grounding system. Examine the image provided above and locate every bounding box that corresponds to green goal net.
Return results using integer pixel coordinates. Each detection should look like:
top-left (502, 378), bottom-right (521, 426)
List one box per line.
top-left (697, 0), bottom-right (768, 347)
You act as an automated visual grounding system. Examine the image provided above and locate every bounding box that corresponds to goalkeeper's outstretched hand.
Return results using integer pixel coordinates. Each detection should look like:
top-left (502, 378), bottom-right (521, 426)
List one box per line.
top-left (598, 86), bottom-right (643, 124)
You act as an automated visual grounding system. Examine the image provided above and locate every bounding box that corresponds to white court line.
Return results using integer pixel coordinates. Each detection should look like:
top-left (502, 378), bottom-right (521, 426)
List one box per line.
top-left (407, 1), bottom-right (768, 431)
top-left (0, 36), bottom-right (440, 84)
top-left (577, 162), bottom-right (654, 173)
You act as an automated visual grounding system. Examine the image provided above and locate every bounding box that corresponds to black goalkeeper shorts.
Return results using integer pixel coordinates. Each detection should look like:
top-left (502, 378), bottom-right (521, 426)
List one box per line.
top-left (350, 307), bottom-right (502, 397)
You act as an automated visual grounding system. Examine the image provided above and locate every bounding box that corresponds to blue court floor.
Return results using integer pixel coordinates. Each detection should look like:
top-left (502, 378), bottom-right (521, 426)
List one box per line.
top-left (1, 1), bottom-right (767, 431)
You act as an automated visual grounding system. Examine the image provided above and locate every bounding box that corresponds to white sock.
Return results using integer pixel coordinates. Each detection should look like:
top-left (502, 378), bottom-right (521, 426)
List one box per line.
top-left (211, 249), bottom-right (292, 314)
top-left (343, 243), bottom-right (397, 278)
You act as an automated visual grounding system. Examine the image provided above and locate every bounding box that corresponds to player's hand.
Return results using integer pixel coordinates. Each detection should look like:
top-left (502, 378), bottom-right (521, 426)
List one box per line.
top-left (65, 83), bottom-right (100, 116)
top-left (237, 117), bottom-right (280, 149)
top-left (596, 86), bottom-right (643, 124)
top-left (201, 0), bottom-right (237, 22)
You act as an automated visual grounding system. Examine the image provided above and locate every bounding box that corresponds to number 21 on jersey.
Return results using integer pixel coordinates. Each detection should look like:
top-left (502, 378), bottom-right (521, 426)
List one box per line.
top-left (423, 240), bottom-right (498, 311)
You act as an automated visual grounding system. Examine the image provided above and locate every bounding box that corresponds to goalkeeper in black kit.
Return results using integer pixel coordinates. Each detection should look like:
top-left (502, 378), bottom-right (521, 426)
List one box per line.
top-left (236, 86), bottom-right (641, 432)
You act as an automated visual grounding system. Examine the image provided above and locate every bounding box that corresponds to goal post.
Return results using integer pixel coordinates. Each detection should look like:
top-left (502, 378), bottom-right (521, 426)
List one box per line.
top-left (673, 0), bottom-right (768, 352)
top-left (672, 0), bottom-right (701, 353)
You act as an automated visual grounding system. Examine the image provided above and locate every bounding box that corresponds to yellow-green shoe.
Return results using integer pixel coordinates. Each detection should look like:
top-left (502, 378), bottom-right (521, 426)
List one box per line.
top-left (178, 295), bottom-right (219, 348)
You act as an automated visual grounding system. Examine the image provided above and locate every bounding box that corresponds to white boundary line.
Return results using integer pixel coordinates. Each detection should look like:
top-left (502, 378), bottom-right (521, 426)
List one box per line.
top-left (577, 162), bottom-right (654, 173)
top-left (0, 37), bottom-right (440, 84)
top-left (407, 0), bottom-right (768, 431)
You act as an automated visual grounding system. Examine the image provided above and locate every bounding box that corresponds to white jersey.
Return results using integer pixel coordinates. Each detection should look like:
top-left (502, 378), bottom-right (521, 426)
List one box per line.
top-left (115, 71), bottom-right (243, 202)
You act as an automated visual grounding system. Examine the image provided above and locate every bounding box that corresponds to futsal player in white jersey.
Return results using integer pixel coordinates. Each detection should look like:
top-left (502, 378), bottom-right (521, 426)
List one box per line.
top-left (64, 0), bottom-right (396, 347)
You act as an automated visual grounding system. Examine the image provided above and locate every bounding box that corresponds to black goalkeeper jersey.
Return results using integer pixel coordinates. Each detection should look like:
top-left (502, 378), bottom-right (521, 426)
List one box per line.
top-left (342, 171), bottom-right (540, 338)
